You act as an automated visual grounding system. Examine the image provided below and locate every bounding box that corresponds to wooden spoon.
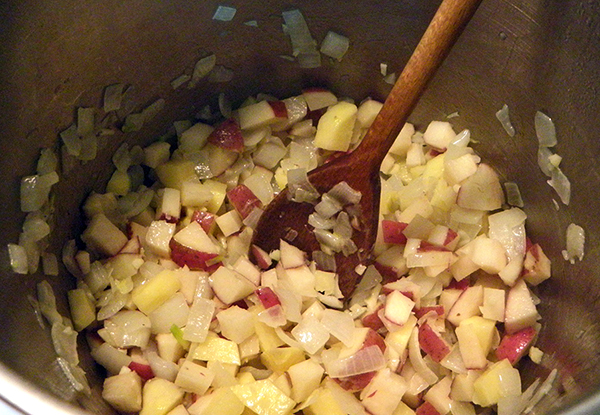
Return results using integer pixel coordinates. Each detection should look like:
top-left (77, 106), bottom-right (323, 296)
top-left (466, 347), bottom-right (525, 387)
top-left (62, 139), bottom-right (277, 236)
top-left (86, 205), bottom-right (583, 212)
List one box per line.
top-left (251, 0), bottom-right (483, 297)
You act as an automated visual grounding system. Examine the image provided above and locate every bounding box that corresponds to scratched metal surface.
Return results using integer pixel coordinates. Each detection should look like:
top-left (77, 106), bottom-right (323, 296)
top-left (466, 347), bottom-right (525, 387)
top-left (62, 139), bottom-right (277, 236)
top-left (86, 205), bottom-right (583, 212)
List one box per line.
top-left (0, 0), bottom-right (598, 414)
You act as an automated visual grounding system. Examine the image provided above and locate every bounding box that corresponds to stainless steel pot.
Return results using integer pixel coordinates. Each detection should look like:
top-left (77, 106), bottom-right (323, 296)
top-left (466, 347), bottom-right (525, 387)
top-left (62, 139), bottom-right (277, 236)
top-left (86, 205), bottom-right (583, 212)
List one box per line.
top-left (0, 0), bottom-right (599, 414)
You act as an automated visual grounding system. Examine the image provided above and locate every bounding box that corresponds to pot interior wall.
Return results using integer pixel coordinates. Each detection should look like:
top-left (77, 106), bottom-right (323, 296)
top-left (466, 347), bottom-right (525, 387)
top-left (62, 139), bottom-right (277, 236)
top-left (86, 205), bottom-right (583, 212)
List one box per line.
top-left (0, 0), bottom-right (599, 414)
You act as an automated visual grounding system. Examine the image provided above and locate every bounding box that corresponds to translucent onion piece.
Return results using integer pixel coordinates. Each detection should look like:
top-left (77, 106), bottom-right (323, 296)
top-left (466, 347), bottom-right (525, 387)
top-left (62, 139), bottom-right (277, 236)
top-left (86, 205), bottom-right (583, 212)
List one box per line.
top-left (320, 31), bottom-right (350, 61)
top-left (287, 168), bottom-right (320, 203)
top-left (349, 265), bottom-right (382, 307)
top-left (563, 223), bottom-right (585, 263)
top-left (218, 92), bottom-right (232, 119)
top-left (274, 327), bottom-right (303, 350)
top-left (488, 208), bottom-right (528, 261)
top-left (183, 297), bottom-right (215, 343)
top-left (8, 243), bottom-right (28, 274)
top-left (42, 252), bottom-right (59, 276)
top-left (333, 211), bottom-right (353, 239)
top-left (62, 239), bottom-right (82, 278)
top-left (537, 146), bottom-right (554, 177)
top-left (22, 212), bottom-right (50, 241)
top-left (146, 351), bottom-right (179, 382)
top-left (258, 304), bottom-right (287, 328)
top-left (97, 289), bottom-right (128, 321)
top-left (324, 378), bottom-right (369, 415)
top-left (51, 322), bottom-right (80, 365)
top-left (325, 345), bottom-right (386, 378)
top-left (20, 172), bottom-right (59, 212)
top-left (77, 107), bottom-right (95, 136)
top-left (242, 207), bottom-right (264, 230)
top-left (408, 326), bottom-right (438, 385)
top-left (327, 181), bottom-right (362, 206)
top-left (37, 147), bottom-right (58, 175)
top-left (314, 194), bottom-right (342, 219)
top-left (312, 250), bottom-right (336, 272)
top-left (320, 309), bottom-right (355, 347)
top-left (60, 124), bottom-right (81, 156)
top-left (308, 213), bottom-right (336, 230)
top-left (208, 65), bottom-right (234, 83)
top-left (504, 182), bottom-right (524, 207)
top-left (171, 74), bottom-right (191, 90)
top-left (18, 233), bottom-right (40, 274)
top-left (496, 104), bottom-right (516, 137)
top-left (535, 111), bottom-right (557, 147)
top-left (37, 280), bottom-right (63, 325)
top-left (189, 54), bottom-right (217, 88)
top-left (118, 187), bottom-right (154, 219)
top-left (112, 143), bottom-right (132, 172)
top-left (314, 228), bottom-right (346, 253)
top-left (103, 83), bottom-right (125, 112)
top-left (56, 356), bottom-right (91, 395)
top-left (291, 315), bottom-right (330, 354)
top-left (212, 5), bottom-right (237, 21)
top-left (103, 310), bottom-right (151, 348)
top-left (547, 166), bottom-right (571, 205)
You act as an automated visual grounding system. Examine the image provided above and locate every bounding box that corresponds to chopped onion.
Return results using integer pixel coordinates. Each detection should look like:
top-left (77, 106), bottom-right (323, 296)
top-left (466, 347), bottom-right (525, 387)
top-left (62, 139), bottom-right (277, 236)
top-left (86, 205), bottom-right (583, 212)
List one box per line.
top-left (42, 252), bottom-right (59, 276)
top-left (112, 143), bottom-right (132, 172)
top-left (320, 31), bottom-right (350, 61)
top-left (7, 243), bottom-right (28, 274)
top-left (244, 20), bottom-right (258, 27)
top-left (504, 182), bottom-right (524, 207)
top-left (327, 181), bottom-right (362, 206)
top-left (287, 168), bottom-right (320, 203)
top-left (312, 250), bottom-right (336, 272)
top-left (37, 280), bottom-right (63, 325)
top-left (22, 212), bottom-right (50, 242)
top-left (291, 315), bottom-right (330, 354)
top-left (212, 5), bottom-right (237, 21)
top-left (102, 310), bottom-right (151, 348)
top-left (51, 321), bottom-right (80, 365)
top-left (20, 171), bottom-right (59, 212)
top-left (535, 111), bottom-right (557, 147)
top-left (547, 166), bottom-right (571, 205)
top-left (495, 104), bottom-right (516, 137)
top-left (258, 304), bottom-right (287, 327)
top-left (218, 92), bottom-right (232, 118)
top-left (314, 194), bottom-right (342, 219)
top-left (60, 124), bottom-right (81, 156)
top-left (488, 208), bottom-right (527, 261)
top-left (208, 65), bottom-right (234, 83)
top-left (308, 213), bottom-right (336, 230)
top-left (537, 147), bottom-right (553, 177)
top-left (77, 107), bottom-right (95, 136)
top-left (170, 74), bottom-right (191, 90)
top-left (37, 148), bottom-right (58, 175)
top-left (141, 98), bottom-right (165, 121)
top-left (97, 289), bottom-right (128, 320)
top-left (62, 239), bottom-right (82, 278)
top-left (408, 326), bottom-right (438, 385)
top-left (145, 350), bottom-right (179, 382)
top-left (320, 309), bottom-right (355, 347)
top-left (563, 223), bottom-right (585, 263)
top-left (103, 83), bottom-right (125, 112)
top-left (282, 9), bottom-right (320, 68)
top-left (183, 297), bottom-right (215, 343)
top-left (56, 356), bottom-right (91, 395)
top-left (189, 54), bottom-right (217, 88)
top-left (349, 265), bottom-right (382, 307)
top-left (324, 345), bottom-right (386, 378)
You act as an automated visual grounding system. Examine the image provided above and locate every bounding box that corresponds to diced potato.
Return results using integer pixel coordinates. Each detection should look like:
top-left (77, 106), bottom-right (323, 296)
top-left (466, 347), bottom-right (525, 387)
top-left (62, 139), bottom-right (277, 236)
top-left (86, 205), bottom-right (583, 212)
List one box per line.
top-left (231, 379), bottom-right (296, 415)
top-left (140, 378), bottom-right (184, 415)
top-left (472, 359), bottom-right (521, 407)
top-left (102, 370), bottom-right (143, 413)
top-left (192, 331), bottom-right (241, 365)
top-left (261, 347), bottom-right (305, 373)
top-left (132, 269), bottom-right (181, 314)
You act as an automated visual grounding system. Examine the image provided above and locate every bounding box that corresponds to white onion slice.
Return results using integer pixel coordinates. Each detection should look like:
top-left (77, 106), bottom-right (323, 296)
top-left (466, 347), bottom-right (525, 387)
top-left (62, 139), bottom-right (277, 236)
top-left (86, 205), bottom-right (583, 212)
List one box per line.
top-left (327, 181), bottom-right (362, 206)
top-left (208, 66), bottom-right (234, 83)
top-left (291, 315), bottom-right (330, 354)
top-left (287, 168), bottom-right (320, 203)
top-left (146, 350), bottom-right (179, 382)
top-left (563, 223), bottom-right (585, 263)
top-left (320, 309), bottom-right (355, 347)
top-left (408, 326), bottom-right (438, 385)
top-left (547, 165), bottom-right (571, 205)
top-left (324, 345), bottom-right (386, 378)
top-left (504, 182), bottom-right (524, 207)
top-left (320, 31), bottom-right (350, 61)
top-left (103, 83), bottom-right (125, 112)
top-left (56, 356), bottom-right (91, 395)
top-left (314, 194), bottom-right (342, 219)
top-left (212, 5), bottom-right (236, 21)
top-left (8, 243), bottom-right (28, 274)
top-left (37, 148), bottom-right (58, 175)
top-left (183, 297), bottom-right (215, 343)
top-left (97, 289), bottom-right (128, 321)
top-left (189, 54), bottom-right (217, 88)
top-left (37, 280), bottom-right (63, 325)
top-left (537, 147), bottom-right (554, 177)
top-left (60, 124), bottom-right (81, 156)
top-left (496, 104), bottom-right (516, 137)
top-left (535, 111), bottom-right (557, 147)
top-left (42, 252), bottom-right (59, 276)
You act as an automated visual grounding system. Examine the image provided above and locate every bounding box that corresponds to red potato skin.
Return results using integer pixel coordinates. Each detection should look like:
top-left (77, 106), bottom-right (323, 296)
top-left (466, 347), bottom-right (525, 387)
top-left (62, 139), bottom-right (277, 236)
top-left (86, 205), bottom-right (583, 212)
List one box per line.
top-left (496, 326), bottom-right (537, 365)
top-left (361, 305), bottom-right (385, 331)
top-left (373, 262), bottom-right (403, 285)
top-left (191, 210), bottom-right (216, 234)
top-left (381, 220), bottom-right (409, 245)
top-left (255, 286), bottom-right (281, 309)
top-left (418, 321), bottom-right (451, 363)
top-left (207, 118), bottom-right (245, 153)
top-left (414, 305), bottom-right (444, 320)
top-left (251, 244), bottom-right (272, 270)
top-left (128, 361), bottom-right (154, 382)
top-left (169, 239), bottom-right (221, 273)
top-left (447, 278), bottom-right (470, 291)
top-left (267, 101), bottom-right (288, 118)
top-left (226, 184), bottom-right (263, 219)
top-left (416, 401), bottom-right (442, 415)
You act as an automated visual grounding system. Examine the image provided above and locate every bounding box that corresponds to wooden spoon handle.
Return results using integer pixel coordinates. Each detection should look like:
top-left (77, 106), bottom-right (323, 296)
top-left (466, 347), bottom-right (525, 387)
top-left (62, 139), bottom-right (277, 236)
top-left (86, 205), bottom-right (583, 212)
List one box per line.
top-left (354, 0), bottom-right (483, 167)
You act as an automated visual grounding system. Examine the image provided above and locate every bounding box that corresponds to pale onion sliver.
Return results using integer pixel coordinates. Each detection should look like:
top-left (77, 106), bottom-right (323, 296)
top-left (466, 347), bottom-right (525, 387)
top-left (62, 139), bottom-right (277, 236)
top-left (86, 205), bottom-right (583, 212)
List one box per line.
top-left (325, 345), bottom-right (386, 378)
top-left (183, 297), bottom-right (215, 343)
top-left (535, 111), bottom-right (557, 147)
top-left (320, 309), bottom-right (356, 347)
top-left (564, 223), bottom-right (585, 263)
top-left (408, 326), bottom-right (438, 386)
